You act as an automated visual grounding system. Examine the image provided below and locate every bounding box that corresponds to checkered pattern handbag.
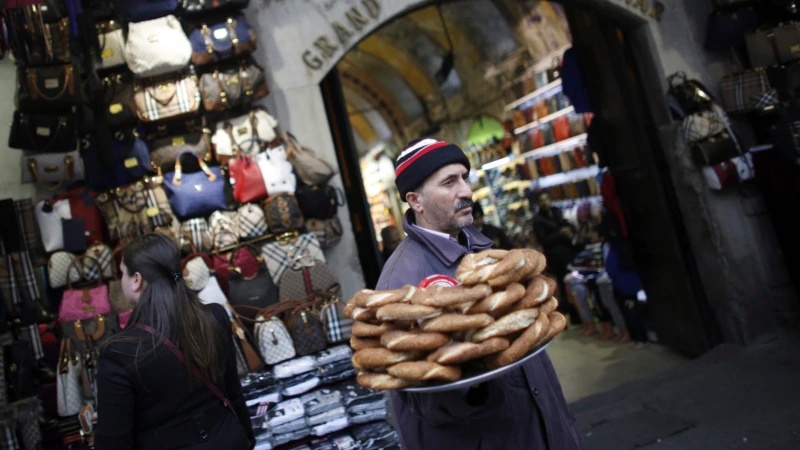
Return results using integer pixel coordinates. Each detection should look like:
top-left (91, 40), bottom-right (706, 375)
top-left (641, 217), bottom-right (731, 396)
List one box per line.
top-left (261, 233), bottom-right (326, 283)
top-left (236, 203), bottom-right (267, 240)
top-left (180, 218), bottom-right (212, 253)
top-left (133, 71), bottom-right (200, 122)
top-left (182, 253), bottom-right (212, 292)
top-left (210, 210), bottom-right (238, 250)
top-left (682, 110), bottom-right (725, 143)
top-left (305, 217), bottom-right (343, 249)
top-left (720, 70), bottom-right (779, 113)
top-left (47, 251), bottom-right (80, 289)
top-left (83, 242), bottom-right (113, 282)
top-left (278, 258), bottom-right (341, 303)
top-left (322, 300), bottom-right (351, 344)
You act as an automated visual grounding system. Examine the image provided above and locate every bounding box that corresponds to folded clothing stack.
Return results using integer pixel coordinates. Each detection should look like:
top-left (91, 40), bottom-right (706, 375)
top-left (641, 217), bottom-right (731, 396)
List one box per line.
top-left (275, 355), bottom-right (318, 379)
top-left (318, 359), bottom-right (358, 385)
top-left (350, 421), bottom-right (400, 449)
top-left (301, 388), bottom-right (343, 417)
top-left (282, 372), bottom-right (322, 397)
top-left (314, 344), bottom-right (353, 366)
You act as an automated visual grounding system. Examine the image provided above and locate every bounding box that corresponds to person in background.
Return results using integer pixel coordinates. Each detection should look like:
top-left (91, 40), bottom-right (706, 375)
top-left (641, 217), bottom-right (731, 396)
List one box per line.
top-left (574, 202), bottom-right (600, 249)
top-left (95, 234), bottom-right (254, 449)
top-left (380, 225), bottom-right (403, 267)
top-left (472, 202), bottom-right (514, 250)
top-left (532, 191), bottom-right (577, 320)
top-left (379, 138), bottom-right (584, 450)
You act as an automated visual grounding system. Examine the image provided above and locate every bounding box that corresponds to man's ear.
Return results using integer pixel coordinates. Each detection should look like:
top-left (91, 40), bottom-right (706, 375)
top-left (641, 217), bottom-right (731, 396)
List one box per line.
top-left (406, 190), bottom-right (424, 213)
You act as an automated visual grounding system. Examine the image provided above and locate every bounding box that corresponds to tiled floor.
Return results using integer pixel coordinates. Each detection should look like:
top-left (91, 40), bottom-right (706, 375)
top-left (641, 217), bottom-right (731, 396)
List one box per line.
top-left (546, 327), bottom-right (688, 403)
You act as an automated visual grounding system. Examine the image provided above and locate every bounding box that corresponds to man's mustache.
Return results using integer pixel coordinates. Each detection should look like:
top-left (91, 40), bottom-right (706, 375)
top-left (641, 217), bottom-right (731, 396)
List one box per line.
top-left (455, 199), bottom-right (474, 212)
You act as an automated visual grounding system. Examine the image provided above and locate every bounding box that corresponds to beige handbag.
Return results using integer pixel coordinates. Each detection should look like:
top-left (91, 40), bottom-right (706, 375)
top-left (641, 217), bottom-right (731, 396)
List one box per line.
top-left (134, 73), bottom-right (201, 123)
top-left (124, 15), bottom-right (192, 77)
top-left (283, 133), bottom-right (337, 185)
top-left (96, 20), bottom-right (126, 70)
top-left (47, 251), bottom-right (81, 289)
top-left (211, 109), bottom-right (278, 162)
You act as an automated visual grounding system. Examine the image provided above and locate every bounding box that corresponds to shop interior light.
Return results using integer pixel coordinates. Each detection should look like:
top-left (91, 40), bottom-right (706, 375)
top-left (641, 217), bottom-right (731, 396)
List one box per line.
top-left (481, 156), bottom-right (511, 171)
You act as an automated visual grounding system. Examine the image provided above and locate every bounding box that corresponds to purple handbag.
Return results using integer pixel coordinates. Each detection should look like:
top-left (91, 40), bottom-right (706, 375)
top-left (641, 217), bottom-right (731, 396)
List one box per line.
top-left (189, 16), bottom-right (256, 66)
top-left (163, 153), bottom-right (227, 219)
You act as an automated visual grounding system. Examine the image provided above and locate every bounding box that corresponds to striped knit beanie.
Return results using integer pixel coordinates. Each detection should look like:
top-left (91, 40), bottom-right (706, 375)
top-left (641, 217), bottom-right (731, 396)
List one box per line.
top-left (395, 138), bottom-right (471, 202)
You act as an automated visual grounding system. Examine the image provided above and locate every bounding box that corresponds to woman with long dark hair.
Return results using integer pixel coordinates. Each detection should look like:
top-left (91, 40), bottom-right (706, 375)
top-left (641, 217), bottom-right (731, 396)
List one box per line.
top-left (95, 234), bottom-right (254, 449)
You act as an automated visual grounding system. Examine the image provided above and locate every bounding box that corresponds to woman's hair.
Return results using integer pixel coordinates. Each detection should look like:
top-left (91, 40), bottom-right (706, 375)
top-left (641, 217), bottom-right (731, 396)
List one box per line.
top-left (108, 233), bottom-right (227, 383)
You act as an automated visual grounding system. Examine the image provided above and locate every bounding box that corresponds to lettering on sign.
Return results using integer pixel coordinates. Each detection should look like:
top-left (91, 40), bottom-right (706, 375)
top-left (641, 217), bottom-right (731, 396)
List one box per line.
top-left (302, 0), bottom-right (381, 70)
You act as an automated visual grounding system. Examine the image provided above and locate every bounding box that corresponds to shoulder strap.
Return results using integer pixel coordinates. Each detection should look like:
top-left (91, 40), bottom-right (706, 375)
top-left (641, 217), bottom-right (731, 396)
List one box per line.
top-left (134, 323), bottom-right (239, 420)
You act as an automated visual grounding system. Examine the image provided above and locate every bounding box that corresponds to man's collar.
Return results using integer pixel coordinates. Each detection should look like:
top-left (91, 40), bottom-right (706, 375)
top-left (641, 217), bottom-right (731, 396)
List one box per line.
top-left (403, 210), bottom-right (492, 266)
top-left (411, 224), bottom-right (456, 241)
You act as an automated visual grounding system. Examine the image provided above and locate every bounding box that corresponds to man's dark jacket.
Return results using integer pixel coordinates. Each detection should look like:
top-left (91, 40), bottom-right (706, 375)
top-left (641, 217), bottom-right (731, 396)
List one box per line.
top-left (377, 210), bottom-right (584, 450)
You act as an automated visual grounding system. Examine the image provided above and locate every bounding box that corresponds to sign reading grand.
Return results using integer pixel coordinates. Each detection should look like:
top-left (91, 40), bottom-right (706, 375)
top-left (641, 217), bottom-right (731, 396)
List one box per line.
top-left (302, 0), bottom-right (382, 70)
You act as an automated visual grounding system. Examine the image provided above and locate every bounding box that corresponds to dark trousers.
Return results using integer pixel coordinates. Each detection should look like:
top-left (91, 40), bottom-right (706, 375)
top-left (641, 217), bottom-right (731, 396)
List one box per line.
top-left (615, 291), bottom-right (649, 342)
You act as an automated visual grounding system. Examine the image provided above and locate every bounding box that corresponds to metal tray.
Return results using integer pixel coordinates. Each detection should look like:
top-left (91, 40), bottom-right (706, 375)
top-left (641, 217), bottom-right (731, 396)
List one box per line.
top-left (400, 340), bottom-right (552, 393)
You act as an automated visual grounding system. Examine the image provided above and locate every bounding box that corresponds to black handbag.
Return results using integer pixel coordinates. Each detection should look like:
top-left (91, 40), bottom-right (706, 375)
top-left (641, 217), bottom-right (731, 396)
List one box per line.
top-left (295, 183), bottom-right (342, 220)
top-left (667, 72), bottom-right (715, 119)
top-left (38, 0), bottom-right (66, 23)
top-left (103, 73), bottom-right (138, 130)
top-left (227, 246), bottom-right (279, 320)
top-left (8, 111), bottom-right (77, 151)
top-left (691, 132), bottom-right (740, 167)
top-left (19, 64), bottom-right (82, 112)
top-left (4, 341), bottom-right (35, 402)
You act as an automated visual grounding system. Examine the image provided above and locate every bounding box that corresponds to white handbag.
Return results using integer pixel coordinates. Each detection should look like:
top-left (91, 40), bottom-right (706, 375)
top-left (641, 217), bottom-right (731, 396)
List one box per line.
top-left (35, 198), bottom-right (72, 252)
top-left (211, 109), bottom-right (278, 160)
top-left (124, 15), bottom-right (192, 77)
top-left (183, 254), bottom-right (211, 292)
top-left (48, 251), bottom-right (81, 289)
top-left (197, 276), bottom-right (232, 317)
top-left (255, 316), bottom-right (296, 365)
top-left (57, 339), bottom-right (84, 417)
top-left (256, 146), bottom-right (297, 195)
top-left (97, 21), bottom-right (127, 70)
top-left (209, 211), bottom-right (238, 250)
top-left (22, 150), bottom-right (85, 189)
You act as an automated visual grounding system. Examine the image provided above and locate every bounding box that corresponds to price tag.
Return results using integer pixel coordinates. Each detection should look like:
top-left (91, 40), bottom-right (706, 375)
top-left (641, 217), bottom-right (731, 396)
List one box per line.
top-left (101, 48), bottom-right (114, 59)
top-left (236, 126), bottom-right (248, 136)
top-left (44, 78), bottom-right (59, 89)
top-left (145, 207), bottom-right (160, 217)
top-left (172, 136), bottom-right (186, 146)
top-left (792, 44), bottom-right (800, 54)
top-left (124, 157), bottom-right (139, 168)
top-left (36, 127), bottom-right (51, 136)
top-left (213, 28), bottom-right (229, 40)
top-left (109, 103), bottom-right (123, 114)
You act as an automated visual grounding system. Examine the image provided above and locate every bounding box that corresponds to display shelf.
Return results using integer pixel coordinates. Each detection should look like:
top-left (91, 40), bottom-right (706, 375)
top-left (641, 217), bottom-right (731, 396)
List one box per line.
top-left (502, 180), bottom-right (529, 191)
top-left (513, 106), bottom-right (576, 135)
top-left (476, 133), bottom-right (588, 176)
top-left (531, 165), bottom-right (599, 189)
top-left (473, 186), bottom-right (491, 200)
top-left (552, 195), bottom-right (602, 208)
top-left (504, 79), bottom-right (563, 111)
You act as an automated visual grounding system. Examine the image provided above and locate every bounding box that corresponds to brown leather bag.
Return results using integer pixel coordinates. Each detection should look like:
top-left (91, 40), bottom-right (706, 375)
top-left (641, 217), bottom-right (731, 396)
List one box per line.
top-left (231, 317), bottom-right (264, 372)
top-left (286, 304), bottom-right (327, 356)
top-left (95, 178), bottom-right (177, 241)
top-left (199, 63), bottom-right (268, 111)
top-left (133, 72), bottom-right (201, 123)
top-left (262, 194), bottom-right (304, 236)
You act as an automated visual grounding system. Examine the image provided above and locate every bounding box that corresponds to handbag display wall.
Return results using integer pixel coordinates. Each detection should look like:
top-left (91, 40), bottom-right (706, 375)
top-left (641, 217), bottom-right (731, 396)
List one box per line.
top-left (19, 64), bottom-right (81, 112)
top-left (134, 72), bottom-right (201, 122)
top-left (96, 20), bottom-right (127, 70)
top-left (199, 63), bottom-right (269, 111)
top-left (746, 22), bottom-right (800, 68)
top-left (8, 112), bottom-right (77, 151)
top-left (125, 15), bottom-right (192, 77)
top-left (189, 16), bottom-right (257, 66)
top-left (212, 109), bottom-right (279, 161)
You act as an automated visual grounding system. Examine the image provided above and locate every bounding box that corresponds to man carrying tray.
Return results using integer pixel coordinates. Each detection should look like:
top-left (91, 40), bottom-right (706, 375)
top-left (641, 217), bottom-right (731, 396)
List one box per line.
top-left (377, 138), bottom-right (584, 450)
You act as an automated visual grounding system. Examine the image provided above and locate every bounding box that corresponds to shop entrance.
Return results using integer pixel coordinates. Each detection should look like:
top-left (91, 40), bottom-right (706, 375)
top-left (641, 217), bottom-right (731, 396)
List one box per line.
top-left (318, 0), bottom-right (715, 398)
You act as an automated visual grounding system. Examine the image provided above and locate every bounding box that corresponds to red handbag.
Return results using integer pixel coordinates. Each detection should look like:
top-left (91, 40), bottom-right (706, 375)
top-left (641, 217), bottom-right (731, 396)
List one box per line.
top-left (228, 156), bottom-right (268, 204)
top-left (55, 189), bottom-right (105, 246)
top-left (213, 244), bottom-right (262, 294)
top-left (553, 116), bottom-right (570, 142)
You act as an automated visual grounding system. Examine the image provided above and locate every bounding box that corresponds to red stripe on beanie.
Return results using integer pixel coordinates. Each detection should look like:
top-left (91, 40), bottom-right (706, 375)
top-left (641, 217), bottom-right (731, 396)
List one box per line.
top-left (395, 141), bottom-right (450, 176)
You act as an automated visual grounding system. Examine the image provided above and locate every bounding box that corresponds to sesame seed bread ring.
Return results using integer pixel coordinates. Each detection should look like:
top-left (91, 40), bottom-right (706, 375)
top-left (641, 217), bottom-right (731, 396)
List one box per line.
top-left (543, 312), bottom-right (567, 343)
top-left (514, 276), bottom-right (552, 311)
top-left (420, 313), bottom-right (494, 333)
top-left (353, 285), bottom-right (416, 309)
top-left (486, 250), bottom-right (531, 287)
top-left (343, 301), bottom-right (356, 319)
top-left (352, 348), bottom-right (423, 369)
top-left (545, 277), bottom-right (558, 299)
top-left (380, 330), bottom-right (451, 352)
top-left (350, 336), bottom-right (382, 351)
top-left (411, 284), bottom-right (492, 308)
top-left (540, 297), bottom-right (559, 316)
top-left (456, 250), bottom-right (522, 285)
top-left (455, 250), bottom-right (509, 280)
top-left (376, 303), bottom-right (442, 321)
top-left (465, 283), bottom-right (526, 314)
top-left (387, 361), bottom-right (462, 382)
top-left (426, 337), bottom-right (511, 365)
top-left (519, 249), bottom-right (547, 282)
top-left (471, 308), bottom-right (540, 342)
top-left (486, 312), bottom-right (550, 369)
top-left (351, 321), bottom-right (408, 338)
top-left (356, 372), bottom-right (422, 390)
top-left (352, 307), bottom-right (377, 322)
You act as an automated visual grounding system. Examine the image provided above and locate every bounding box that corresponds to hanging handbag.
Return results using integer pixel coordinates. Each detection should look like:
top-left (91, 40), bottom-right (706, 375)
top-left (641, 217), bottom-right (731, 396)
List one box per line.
top-left (257, 146), bottom-right (297, 196)
top-left (133, 72), bottom-right (201, 123)
top-left (23, 17), bottom-right (71, 66)
top-left (213, 240), bottom-right (262, 294)
top-left (58, 188), bottom-right (106, 247)
top-left (58, 257), bottom-right (111, 322)
top-left (286, 306), bottom-right (327, 356)
top-left (262, 194), bottom-right (304, 235)
top-left (180, 218), bottom-right (212, 253)
top-left (164, 153), bottom-right (227, 219)
top-left (8, 111), bottom-right (77, 151)
top-left (149, 132), bottom-right (212, 172)
top-left (96, 20), bottom-right (127, 70)
top-left (278, 256), bottom-right (341, 303)
top-left (227, 246), bottom-right (279, 319)
top-left (57, 339), bottom-right (83, 417)
top-left (212, 109), bottom-right (279, 163)
top-left (19, 64), bottom-right (81, 112)
top-left (189, 16), bottom-right (257, 66)
top-left (261, 233), bottom-right (326, 283)
top-left (112, 132), bottom-right (152, 181)
top-left (321, 298), bottom-right (351, 344)
top-left (200, 62), bottom-right (269, 112)
top-left (112, 0), bottom-right (178, 22)
top-left (682, 110), bottom-right (726, 143)
top-left (295, 183), bottom-right (341, 220)
top-left (64, 314), bottom-right (120, 351)
top-left (95, 177), bottom-right (176, 241)
top-left (230, 318), bottom-right (265, 372)
top-left (35, 198), bottom-right (71, 252)
top-left (282, 133), bottom-right (338, 186)
top-left (254, 316), bottom-right (296, 365)
top-left (746, 22), bottom-right (800, 68)
top-left (236, 203), bottom-right (268, 240)
top-left (102, 73), bottom-right (138, 130)
top-left (210, 213), bottom-right (239, 250)
top-left (182, 252), bottom-right (212, 292)
top-left (720, 69), bottom-right (779, 113)
top-left (124, 15), bottom-right (191, 77)
top-left (83, 242), bottom-right (114, 282)
top-left (305, 217), bottom-right (343, 249)
top-left (21, 150), bottom-right (85, 191)
top-left (666, 72), bottom-right (715, 119)
top-left (48, 251), bottom-right (80, 289)
top-left (181, 0), bottom-right (250, 15)
top-left (691, 132), bottom-right (755, 190)
top-left (228, 155), bottom-right (269, 203)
